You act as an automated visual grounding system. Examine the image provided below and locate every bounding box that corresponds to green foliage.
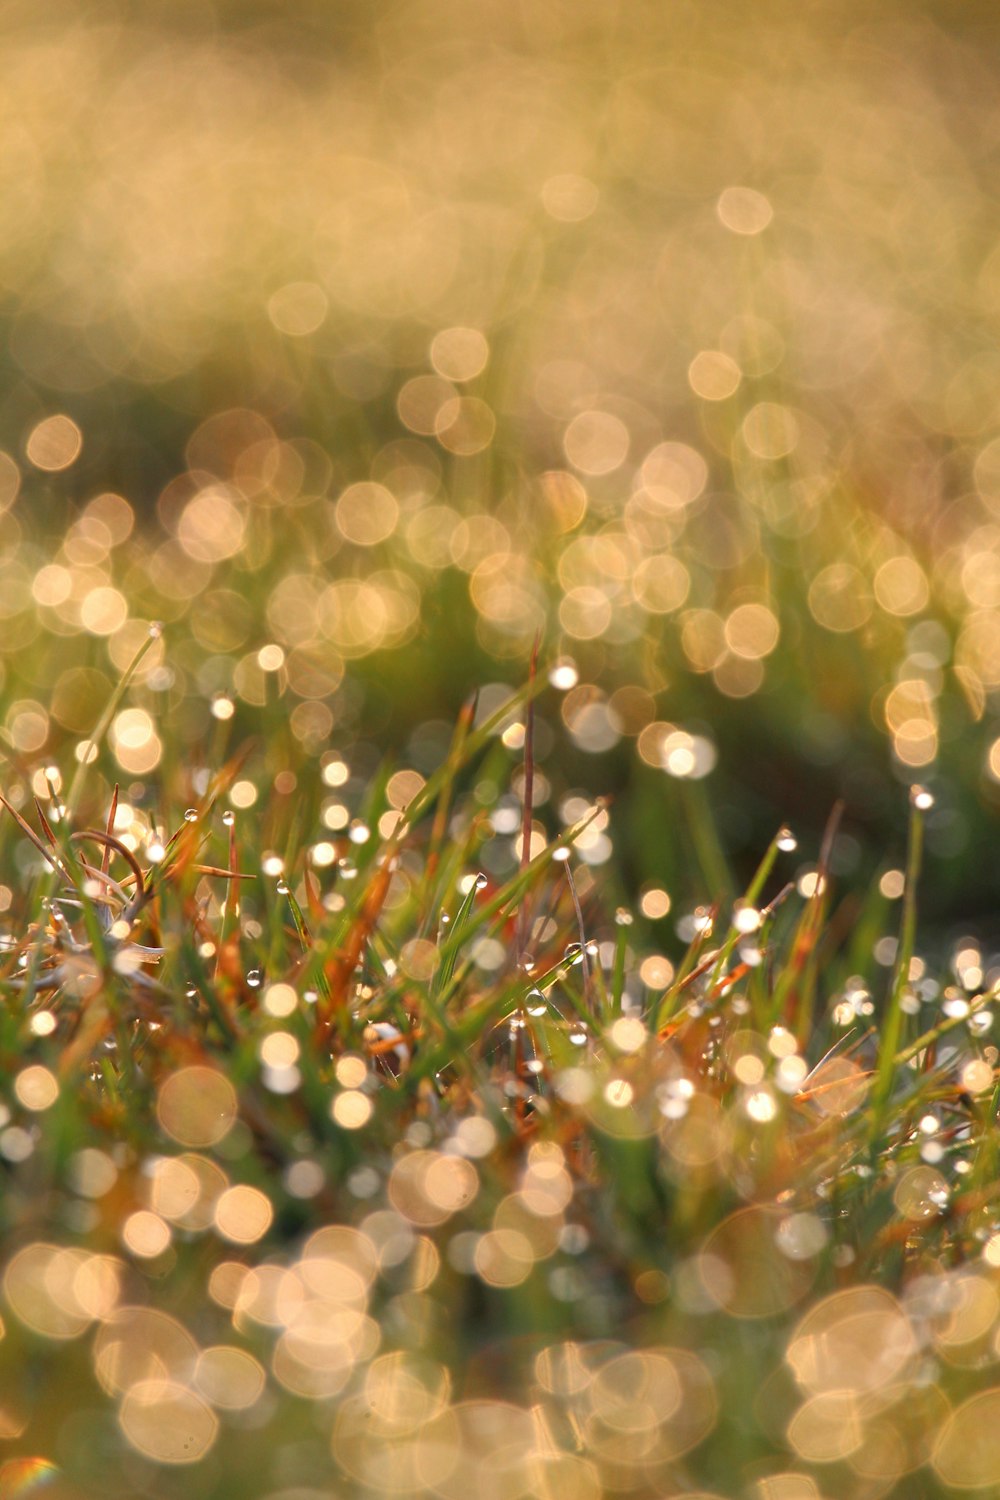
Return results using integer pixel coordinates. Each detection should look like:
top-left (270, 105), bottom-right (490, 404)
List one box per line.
top-left (0, 658), bottom-right (997, 1497)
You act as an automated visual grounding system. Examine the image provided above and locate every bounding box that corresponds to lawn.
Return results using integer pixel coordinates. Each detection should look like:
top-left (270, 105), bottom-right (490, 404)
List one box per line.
top-left (2, 2), bottom-right (1000, 1497)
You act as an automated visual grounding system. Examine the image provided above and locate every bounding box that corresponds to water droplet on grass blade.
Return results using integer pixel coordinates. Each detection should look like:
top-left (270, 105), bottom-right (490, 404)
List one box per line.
top-left (776, 826), bottom-right (797, 852)
top-left (183, 808), bottom-right (199, 823)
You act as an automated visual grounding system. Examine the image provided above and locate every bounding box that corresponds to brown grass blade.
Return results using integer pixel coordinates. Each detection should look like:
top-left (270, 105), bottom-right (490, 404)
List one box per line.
top-left (102, 784), bottom-right (119, 875)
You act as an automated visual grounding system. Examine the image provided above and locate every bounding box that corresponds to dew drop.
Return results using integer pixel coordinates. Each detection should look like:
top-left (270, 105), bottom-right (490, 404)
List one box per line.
top-left (276, 879), bottom-right (289, 895)
top-left (148, 621), bottom-right (163, 640)
top-left (183, 808), bottom-right (199, 823)
top-left (222, 810), bottom-right (235, 827)
top-left (911, 785), bottom-right (935, 811)
top-left (615, 908), bottom-right (634, 927)
top-left (246, 969), bottom-right (263, 989)
top-left (569, 1028), bottom-right (588, 1046)
top-left (474, 872), bottom-right (488, 890)
top-left (776, 826), bottom-right (797, 852)
top-left (526, 989), bottom-right (548, 1016)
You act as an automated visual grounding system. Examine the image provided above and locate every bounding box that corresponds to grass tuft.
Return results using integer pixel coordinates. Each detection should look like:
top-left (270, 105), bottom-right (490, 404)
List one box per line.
top-left (0, 658), bottom-right (997, 1498)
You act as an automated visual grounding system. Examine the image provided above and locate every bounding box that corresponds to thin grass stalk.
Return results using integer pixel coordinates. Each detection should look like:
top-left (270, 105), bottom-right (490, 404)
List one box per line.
top-left (872, 787), bottom-right (927, 1123)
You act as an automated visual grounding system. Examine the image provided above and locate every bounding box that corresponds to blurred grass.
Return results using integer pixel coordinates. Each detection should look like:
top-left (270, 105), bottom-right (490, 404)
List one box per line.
top-left (3, 0), bottom-right (1000, 933)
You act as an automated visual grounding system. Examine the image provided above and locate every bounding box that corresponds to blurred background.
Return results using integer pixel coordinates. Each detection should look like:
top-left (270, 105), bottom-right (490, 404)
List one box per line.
top-left (4, 0), bottom-right (1000, 939)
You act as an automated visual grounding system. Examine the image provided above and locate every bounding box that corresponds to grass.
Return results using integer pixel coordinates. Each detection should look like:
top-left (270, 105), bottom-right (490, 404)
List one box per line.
top-left (0, 649), bottom-right (999, 1499)
top-left (5, 13), bottom-right (1000, 1493)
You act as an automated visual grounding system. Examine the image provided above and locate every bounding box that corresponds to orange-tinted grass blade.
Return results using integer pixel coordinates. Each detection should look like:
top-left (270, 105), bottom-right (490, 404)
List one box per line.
top-left (316, 854), bottom-right (396, 1043)
top-left (304, 867), bottom-right (325, 925)
top-left (102, 784), bottom-right (119, 875)
top-left (33, 798), bottom-right (58, 846)
top-left (0, 792), bottom-right (68, 879)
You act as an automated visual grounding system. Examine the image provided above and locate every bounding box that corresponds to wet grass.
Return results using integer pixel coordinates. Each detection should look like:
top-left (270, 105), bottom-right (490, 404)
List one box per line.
top-left (0, 648), bottom-right (999, 1498)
